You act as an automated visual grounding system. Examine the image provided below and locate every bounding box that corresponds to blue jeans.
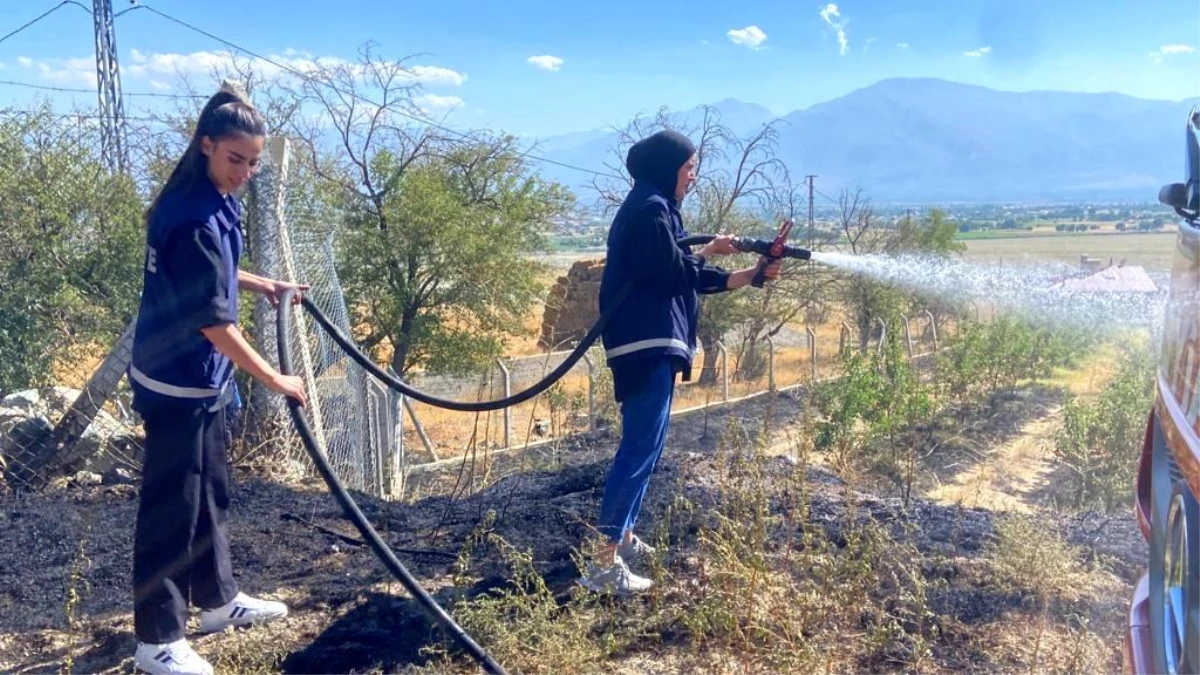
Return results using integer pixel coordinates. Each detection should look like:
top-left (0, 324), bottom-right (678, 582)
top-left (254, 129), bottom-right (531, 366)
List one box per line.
top-left (597, 358), bottom-right (676, 543)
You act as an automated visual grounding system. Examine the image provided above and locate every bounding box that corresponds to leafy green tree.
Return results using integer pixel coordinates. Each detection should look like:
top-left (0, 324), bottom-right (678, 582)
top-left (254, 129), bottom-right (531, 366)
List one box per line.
top-left (335, 143), bottom-right (571, 376)
top-left (0, 106), bottom-right (144, 394)
top-left (280, 49), bottom-right (573, 377)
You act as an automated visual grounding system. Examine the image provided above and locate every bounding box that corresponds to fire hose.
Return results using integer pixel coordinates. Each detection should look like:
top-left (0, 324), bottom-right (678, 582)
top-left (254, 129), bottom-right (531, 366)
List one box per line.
top-left (275, 229), bottom-right (811, 674)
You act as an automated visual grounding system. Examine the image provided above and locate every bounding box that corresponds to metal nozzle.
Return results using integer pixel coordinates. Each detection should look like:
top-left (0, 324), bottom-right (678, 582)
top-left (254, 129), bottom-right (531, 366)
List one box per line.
top-left (732, 236), bottom-right (812, 260)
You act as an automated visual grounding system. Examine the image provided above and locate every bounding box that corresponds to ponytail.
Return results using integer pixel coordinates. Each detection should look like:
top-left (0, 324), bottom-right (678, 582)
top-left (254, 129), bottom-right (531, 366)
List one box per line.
top-left (145, 80), bottom-right (267, 226)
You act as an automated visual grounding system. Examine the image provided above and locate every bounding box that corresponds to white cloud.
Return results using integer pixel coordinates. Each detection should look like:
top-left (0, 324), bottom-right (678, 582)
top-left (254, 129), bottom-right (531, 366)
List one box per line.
top-left (897, 42), bottom-right (910, 49)
top-left (727, 25), bottom-right (768, 50)
top-left (408, 65), bottom-right (467, 86)
top-left (14, 48), bottom-right (468, 99)
top-left (526, 55), bottom-right (564, 72)
top-left (1150, 43), bottom-right (1196, 64)
top-left (819, 4), bottom-right (849, 55)
top-left (119, 49), bottom-right (466, 86)
top-left (125, 50), bottom-right (234, 78)
top-left (964, 46), bottom-right (992, 57)
top-left (700, 39), bottom-right (710, 46)
top-left (414, 93), bottom-right (465, 113)
top-left (17, 56), bottom-right (97, 86)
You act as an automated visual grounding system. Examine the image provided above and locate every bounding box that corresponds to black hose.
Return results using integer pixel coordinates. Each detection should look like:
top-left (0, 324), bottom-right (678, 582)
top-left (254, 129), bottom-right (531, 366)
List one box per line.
top-left (296, 234), bottom-right (717, 412)
top-left (271, 232), bottom-right (811, 672)
top-left (276, 291), bottom-right (509, 675)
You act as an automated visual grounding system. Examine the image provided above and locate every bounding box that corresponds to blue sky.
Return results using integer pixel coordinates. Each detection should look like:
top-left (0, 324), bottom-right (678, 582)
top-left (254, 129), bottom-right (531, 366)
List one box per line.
top-left (0, 0), bottom-right (1196, 138)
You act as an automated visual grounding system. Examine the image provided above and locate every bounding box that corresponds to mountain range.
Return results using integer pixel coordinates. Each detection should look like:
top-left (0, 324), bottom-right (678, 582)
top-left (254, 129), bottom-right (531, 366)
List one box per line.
top-left (530, 78), bottom-right (1200, 204)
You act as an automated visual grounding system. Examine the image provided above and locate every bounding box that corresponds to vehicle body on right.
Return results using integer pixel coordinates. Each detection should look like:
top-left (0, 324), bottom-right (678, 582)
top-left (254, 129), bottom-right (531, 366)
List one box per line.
top-left (1124, 106), bottom-right (1200, 675)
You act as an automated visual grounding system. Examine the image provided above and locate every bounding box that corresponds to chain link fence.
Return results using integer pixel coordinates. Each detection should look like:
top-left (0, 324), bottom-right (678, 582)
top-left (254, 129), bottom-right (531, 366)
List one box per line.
top-left (0, 123), bottom-right (958, 498)
top-left (242, 135), bottom-right (957, 496)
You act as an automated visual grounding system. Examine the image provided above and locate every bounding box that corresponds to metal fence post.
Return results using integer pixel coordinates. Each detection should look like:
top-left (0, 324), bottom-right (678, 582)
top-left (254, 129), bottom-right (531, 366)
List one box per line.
top-left (582, 351), bottom-right (596, 432)
top-left (393, 391), bottom-right (406, 496)
top-left (717, 340), bottom-right (728, 401)
top-left (806, 326), bottom-right (817, 380)
top-left (269, 137), bottom-right (328, 453)
top-left (924, 309), bottom-right (940, 352)
top-left (766, 335), bottom-right (776, 391)
top-left (365, 382), bottom-right (385, 497)
top-left (403, 397), bottom-right (439, 461)
top-left (385, 366), bottom-right (406, 497)
top-left (43, 319), bottom-right (136, 480)
top-left (902, 315), bottom-right (915, 359)
top-left (496, 359), bottom-right (511, 448)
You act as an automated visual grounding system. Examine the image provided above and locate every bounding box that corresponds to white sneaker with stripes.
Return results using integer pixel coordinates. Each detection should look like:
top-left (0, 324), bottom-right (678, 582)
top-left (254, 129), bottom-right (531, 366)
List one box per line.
top-left (133, 638), bottom-right (213, 675)
top-left (198, 592), bottom-right (288, 633)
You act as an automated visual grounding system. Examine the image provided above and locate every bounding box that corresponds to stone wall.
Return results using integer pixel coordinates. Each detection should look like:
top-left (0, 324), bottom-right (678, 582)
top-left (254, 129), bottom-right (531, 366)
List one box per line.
top-left (539, 258), bottom-right (605, 349)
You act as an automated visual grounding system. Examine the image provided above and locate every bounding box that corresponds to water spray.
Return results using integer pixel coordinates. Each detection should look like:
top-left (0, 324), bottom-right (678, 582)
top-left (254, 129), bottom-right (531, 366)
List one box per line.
top-left (809, 249), bottom-right (1169, 330)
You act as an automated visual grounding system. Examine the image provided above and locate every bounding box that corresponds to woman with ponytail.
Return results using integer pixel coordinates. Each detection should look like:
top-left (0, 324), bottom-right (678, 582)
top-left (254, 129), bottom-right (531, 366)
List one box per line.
top-left (128, 82), bottom-right (308, 675)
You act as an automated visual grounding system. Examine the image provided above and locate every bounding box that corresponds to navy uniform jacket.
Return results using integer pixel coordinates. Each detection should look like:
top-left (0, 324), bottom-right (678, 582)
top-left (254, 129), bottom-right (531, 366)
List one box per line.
top-left (129, 179), bottom-right (242, 412)
top-left (598, 181), bottom-right (731, 399)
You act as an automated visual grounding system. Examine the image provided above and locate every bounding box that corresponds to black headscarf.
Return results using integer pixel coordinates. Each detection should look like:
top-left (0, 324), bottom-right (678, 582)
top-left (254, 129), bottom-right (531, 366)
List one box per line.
top-left (625, 130), bottom-right (696, 201)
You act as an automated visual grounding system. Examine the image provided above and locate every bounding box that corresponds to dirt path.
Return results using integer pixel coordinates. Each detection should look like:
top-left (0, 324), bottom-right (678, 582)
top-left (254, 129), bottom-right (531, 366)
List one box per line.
top-left (927, 412), bottom-right (1061, 512)
top-left (926, 345), bottom-right (1122, 513)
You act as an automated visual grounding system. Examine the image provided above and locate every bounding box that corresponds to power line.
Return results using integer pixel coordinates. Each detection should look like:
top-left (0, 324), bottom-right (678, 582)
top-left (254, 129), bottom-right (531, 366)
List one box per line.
top-left (814, 188), bottom-right (840, 205)
top-left (0, 1), bottom-right (91, 48)
top-left (121, 2), bottom-right (620, 180)
top-left (0, 107), bottom-right (171, 123)
top-left (0, 78), bottom-right (201, 98)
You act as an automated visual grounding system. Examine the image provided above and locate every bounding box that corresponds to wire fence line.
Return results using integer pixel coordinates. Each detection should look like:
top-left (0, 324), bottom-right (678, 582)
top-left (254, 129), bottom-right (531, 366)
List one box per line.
top-left (245, 136), bottom-right (958, 497)
top-left (0, 132), bottom-right (957, 499)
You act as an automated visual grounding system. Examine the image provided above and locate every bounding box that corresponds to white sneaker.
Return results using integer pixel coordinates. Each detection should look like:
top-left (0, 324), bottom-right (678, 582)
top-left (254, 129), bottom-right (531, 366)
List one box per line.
top-left (618, 533), bottom-right (656, 564)
top-left (198, 592), bottom-right (288, 633)
top-left (133, 639), bottom-right (213, 675)
top-left (579, 556), bottom-right (653, 595)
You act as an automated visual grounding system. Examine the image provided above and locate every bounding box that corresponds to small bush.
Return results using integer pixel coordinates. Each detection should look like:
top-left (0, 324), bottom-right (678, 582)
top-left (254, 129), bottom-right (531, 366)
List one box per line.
top-left (1053, 345), bottom-right (1154, 511)
top-left (990, 514), bottom-right (1094, 603)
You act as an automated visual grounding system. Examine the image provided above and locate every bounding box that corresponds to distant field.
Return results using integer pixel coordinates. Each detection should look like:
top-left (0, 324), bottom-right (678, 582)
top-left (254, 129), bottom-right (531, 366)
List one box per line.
top-left (541, 230), bottom-right (1182, 273)
top-left (962, 231), bottom-right (1179, 271)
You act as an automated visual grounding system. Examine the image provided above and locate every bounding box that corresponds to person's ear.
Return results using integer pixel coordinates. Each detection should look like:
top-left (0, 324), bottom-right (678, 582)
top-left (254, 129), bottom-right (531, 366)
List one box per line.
top-left (200, 136), bottom-right (215, 158)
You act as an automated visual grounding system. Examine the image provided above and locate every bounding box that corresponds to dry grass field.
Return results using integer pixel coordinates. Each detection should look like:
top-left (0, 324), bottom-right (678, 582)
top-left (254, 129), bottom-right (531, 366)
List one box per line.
top-left (962, 231), bottom-right (1178, 271)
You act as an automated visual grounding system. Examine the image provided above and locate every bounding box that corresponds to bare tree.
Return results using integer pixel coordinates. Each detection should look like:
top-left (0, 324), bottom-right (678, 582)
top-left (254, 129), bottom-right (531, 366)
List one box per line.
top-left (284, 44), bottom-right (445, 227)
top-left (590, 105), bottom-right (819, 383)
top-left (277, 45), bottom-right (570, 377)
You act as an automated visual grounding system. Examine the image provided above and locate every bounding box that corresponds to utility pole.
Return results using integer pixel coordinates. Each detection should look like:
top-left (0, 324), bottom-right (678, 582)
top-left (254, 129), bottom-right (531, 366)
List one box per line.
top-left (805, 174), bottom-right (818, 251)
top-left (93, 0), bottom-right (127, 174)
top-left (805, 174), bottom-right (817, 301)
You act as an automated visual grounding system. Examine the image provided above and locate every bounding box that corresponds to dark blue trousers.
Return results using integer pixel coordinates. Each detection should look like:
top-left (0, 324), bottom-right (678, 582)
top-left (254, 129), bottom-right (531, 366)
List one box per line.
top-left (597, 358), bottom-right (676, 543)
top-left (132, 402), bottom-right (239, 643)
